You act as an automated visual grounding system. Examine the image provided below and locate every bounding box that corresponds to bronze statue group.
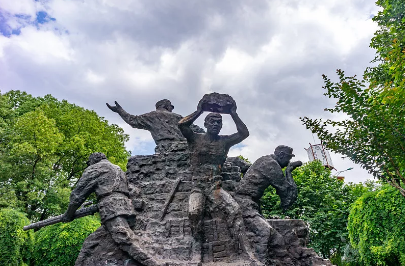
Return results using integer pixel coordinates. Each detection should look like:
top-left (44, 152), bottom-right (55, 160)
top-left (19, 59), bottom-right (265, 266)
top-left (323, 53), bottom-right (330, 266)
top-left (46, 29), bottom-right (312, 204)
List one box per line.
top-left (27, 93), bottom-right (302, 266)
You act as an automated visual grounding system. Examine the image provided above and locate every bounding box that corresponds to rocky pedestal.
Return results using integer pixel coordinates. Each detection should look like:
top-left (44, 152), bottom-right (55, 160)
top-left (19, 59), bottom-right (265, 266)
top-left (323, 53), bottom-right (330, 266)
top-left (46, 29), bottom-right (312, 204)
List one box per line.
top-left (267, 219), bottom-right (333, 266)
top-left (77, 143), bottom-right (333, 266)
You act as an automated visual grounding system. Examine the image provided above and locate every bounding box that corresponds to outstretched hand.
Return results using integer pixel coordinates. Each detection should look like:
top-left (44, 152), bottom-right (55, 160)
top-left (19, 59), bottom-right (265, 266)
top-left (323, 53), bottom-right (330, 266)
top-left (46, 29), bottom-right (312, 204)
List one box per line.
top-left (106, 101), bottom-right (122, 113)
top-left (286, 161), bottom-right (303, 173)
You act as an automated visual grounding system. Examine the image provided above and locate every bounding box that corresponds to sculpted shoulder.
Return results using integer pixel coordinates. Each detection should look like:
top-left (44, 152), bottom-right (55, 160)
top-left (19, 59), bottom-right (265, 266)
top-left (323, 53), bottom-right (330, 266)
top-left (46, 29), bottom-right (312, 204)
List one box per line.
top-left (150, 110), bottom-right (183, 120)
top-left (83, 160), bottom-right (115, 175)
top-left (250, 155), bottom-right (281, 172)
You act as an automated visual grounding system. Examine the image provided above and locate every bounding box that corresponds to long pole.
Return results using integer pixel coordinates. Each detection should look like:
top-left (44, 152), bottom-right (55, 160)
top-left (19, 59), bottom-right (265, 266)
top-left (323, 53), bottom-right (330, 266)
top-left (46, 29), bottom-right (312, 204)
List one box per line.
top-left (23, 205), bottom-right (98, 231)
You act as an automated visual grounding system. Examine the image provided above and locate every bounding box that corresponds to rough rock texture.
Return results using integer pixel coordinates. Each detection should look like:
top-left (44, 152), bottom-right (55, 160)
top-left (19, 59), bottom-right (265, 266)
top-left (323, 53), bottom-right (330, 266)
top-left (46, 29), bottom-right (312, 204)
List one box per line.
top-left (77, 143), bottom-right (333, 266)
top-left (75, 226), bottom-right (142, 266)
top-left (200, 92), bottom-right (236, 114)
top-left (267, 219), bottom-right (333, 266)
top-left (225, 157), bottom-right (251, 175)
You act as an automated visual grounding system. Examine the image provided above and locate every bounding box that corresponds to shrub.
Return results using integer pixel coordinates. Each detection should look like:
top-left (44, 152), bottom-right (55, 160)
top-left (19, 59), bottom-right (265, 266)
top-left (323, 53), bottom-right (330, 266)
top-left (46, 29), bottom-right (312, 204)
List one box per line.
top-left (0, 208), bottom-right (34, 266)
top-left (33, 215), bottom-right (100, 266)
top-left (348, 185), bottom-right (405, 265)
top-left (261, 160), bottom-right (372, 259)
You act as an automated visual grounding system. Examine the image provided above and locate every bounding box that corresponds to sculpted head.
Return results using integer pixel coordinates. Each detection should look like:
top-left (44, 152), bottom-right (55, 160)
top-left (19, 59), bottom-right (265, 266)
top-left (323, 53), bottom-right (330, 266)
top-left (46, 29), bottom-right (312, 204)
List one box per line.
top-left (87, 152), bottom-right (107, 166)
top-left (274, 145), bottom-right (295, 168)
top-left (156, 99), bottom-right (174, 112)
top-left (204, 113), bottom-right (222, 135)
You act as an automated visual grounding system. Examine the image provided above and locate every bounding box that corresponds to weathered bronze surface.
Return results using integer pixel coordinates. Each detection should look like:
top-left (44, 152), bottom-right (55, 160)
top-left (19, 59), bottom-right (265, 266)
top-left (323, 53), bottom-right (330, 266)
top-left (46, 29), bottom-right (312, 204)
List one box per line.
top-left (34, 93), bottom-right (333, 266)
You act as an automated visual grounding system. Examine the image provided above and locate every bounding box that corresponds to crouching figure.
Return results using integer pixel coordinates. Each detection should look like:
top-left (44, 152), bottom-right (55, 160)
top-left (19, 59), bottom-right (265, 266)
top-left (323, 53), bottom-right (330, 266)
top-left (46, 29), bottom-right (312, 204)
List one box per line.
top-left (62, 152), bottom-right (164, 266)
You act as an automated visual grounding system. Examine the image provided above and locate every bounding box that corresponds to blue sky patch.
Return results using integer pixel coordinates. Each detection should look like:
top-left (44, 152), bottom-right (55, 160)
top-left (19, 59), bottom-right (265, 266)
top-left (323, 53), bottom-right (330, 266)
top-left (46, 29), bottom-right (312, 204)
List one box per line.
top-left (0, 13), bottom-right (11, 37)
top-left (11, 28), bottom-right (21, 35)
top-left (0, 12), bottom-right (32, 37)
top-left (36, 11), bottom-right (56, 24)
top-left (15, 14), bottom-right (31, 20)
top-left (0, 10), bottom-right (57, 37)
top-left (132, 140), bottom-right (156, 156)
top-left (233, 143), bottom-right (247, 149)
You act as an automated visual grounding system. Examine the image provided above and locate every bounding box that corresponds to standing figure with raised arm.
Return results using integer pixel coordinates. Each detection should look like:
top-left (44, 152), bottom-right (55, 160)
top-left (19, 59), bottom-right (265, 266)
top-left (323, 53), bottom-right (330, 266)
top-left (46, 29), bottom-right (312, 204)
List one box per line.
top-left (107, 99), bottom-right (203, 152)
top-left (178, 93), bottom-right (263, 265)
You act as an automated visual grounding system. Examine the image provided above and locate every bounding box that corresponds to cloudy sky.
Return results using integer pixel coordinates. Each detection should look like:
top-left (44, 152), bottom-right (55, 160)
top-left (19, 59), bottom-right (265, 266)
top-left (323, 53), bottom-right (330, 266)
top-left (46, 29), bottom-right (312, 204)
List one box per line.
top-left (0, 0), bottom-right (380, 183)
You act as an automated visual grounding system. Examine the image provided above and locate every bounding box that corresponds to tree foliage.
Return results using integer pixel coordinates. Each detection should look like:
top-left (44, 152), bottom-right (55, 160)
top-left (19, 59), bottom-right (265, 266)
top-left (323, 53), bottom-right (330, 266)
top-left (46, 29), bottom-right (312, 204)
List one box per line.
top-left (348, 185), bottom-right (405, 265)
top-left (0, 208), bottom-right (34, 266)
top-left (0, 90), bottom-right (130, 221)
top-left (301, 70), bottom-right (405, 194)
top-left (33, 215), bottom-right (100, 266)
top-left (261, 160), bottom-right (373, 259)
top-left (301, 0), bottom-right (405, 196)
top-left (366, 0), bottom-right (405, 103)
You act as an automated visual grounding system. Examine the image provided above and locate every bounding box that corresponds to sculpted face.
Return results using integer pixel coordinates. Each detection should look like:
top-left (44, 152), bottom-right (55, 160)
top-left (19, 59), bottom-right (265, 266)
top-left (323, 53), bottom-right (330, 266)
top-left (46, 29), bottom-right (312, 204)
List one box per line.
top-left (205, 116), bottom-right (222, 135)
top-left (274, 146), bottom-right (295, 168)
top-left (164, 102), bottom-right (174, 112)
top-left (156, 99), bottom-right (174, 112)
top-left (277, 153), bottom-right (293, 168)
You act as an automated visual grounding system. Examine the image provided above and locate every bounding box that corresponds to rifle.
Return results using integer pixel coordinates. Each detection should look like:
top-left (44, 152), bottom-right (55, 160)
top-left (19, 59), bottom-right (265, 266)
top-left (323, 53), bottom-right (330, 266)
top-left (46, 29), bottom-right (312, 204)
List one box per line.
top-left (160, 177), bottom-right (182, 221)
top-left (23, 205), bottom-right (99, 231)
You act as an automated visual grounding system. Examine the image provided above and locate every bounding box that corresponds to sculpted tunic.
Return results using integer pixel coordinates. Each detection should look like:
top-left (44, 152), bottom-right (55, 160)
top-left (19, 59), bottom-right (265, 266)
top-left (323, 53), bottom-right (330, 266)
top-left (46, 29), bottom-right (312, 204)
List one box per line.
top-left (187, 134), bottom-right (235, 187)
top-left (123, 111), bottom-right (185, 143)
top-left (69, 160), bottom-right (135, 222)
top-left (236, 154), bottom-right (297, 209)
top-left (121, 110), bottom-right (204, 145)
top-left (186, 133), bottom-right (244, 221)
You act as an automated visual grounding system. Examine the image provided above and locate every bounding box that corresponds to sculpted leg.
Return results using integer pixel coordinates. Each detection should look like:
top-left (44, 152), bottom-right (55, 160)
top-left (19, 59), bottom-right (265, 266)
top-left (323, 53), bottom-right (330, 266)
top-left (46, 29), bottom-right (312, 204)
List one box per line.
top-left (75, 226), bottom-right (109, 265)
top-left (207, 188), bottom-right (264, 266)
top-left (188, 188), bottom-right (205, 263)
top-left (105, 216), bottom-right (164, 266)
top-left (188, 188), bottom-right (205, 237)
top-left (243, 214), bottom-right (282, 263)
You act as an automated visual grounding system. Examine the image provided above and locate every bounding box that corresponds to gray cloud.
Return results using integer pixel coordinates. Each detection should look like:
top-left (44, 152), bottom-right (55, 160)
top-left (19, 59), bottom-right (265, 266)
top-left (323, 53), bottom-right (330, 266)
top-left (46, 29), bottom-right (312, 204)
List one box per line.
top-left (0, 0), bottom-right (379, 183)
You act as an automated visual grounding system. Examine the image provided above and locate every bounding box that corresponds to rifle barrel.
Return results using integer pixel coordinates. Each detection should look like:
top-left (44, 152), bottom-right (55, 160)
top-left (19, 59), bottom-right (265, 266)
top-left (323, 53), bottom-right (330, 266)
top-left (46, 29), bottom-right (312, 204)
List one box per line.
top-left (23, 205), bottom-right (98, 231)
top-left (160, 177), bottom-right (182, 221)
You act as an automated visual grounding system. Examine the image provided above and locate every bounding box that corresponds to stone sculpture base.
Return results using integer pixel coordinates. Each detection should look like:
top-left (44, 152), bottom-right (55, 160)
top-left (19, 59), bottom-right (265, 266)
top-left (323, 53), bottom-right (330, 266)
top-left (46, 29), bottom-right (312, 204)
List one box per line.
top-left (76, 219), bottom-right (332, 266)
top-left (267, 219), bottom-right (332, 266)
top-left (76, 142), bottom-right (333, 266)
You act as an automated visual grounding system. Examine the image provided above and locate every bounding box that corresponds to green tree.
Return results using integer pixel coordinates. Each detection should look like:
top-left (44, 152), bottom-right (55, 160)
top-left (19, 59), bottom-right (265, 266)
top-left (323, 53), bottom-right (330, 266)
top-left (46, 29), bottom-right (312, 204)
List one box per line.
top-left (0, 208), bottom-right (34, 266)
top-left (33, 215), bottom-right (100, 266)
top-left (366, 0), bottom-right (405, 103)
top-left (0, 91), bottom-right (12, 134)
top-left (261, 160), bottom-right (372, 260)
top-left (348, 185), bottom-right (405, 265)
top-left (301, 0), bottom-right (405, 197)
top-left (0, 90), bottom-right (130, 221)
top-left (342, 244), bottom-right (363, 266)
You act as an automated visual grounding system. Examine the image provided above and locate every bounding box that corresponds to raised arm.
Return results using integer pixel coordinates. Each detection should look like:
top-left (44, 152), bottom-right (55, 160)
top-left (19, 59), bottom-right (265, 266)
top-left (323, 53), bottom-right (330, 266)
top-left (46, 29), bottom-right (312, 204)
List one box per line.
top-left (106, 101), bottom-right (147, 129)
top-left (225, 104), bottom-right (249, 148)
top-left (178, 100), bottom-right (204, 141)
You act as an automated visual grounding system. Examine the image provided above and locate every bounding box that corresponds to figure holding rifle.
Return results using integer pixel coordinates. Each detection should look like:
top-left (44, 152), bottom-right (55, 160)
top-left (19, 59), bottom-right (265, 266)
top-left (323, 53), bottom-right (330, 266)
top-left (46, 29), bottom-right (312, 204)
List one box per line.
top-left (27, 152), bottom-right (164, 266)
